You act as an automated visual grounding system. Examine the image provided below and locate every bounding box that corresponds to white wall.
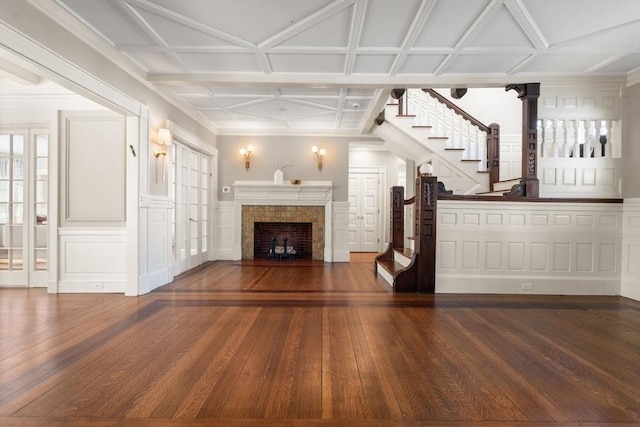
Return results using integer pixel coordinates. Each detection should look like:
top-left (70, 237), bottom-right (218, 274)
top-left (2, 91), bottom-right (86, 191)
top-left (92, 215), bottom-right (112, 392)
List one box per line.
top-left (217, 135), bottom-right (351, 201)
top-left (622, 83), bottom-right (640, 198)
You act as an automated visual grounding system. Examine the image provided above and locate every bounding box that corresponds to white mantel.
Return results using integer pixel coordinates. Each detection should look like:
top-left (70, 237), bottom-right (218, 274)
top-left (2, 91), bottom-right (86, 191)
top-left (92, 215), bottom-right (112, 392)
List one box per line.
top-left (233, 180), bottom-right (333, 202)
top-left (232, 180), bottom-right (334, 261)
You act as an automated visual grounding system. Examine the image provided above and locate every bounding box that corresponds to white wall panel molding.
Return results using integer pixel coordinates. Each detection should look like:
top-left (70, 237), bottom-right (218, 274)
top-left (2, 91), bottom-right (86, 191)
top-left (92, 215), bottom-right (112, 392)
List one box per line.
top-left (332, 202), bottom-right (350, 262)
top-left (539, 158), bottom-right (622, 198)
top-left (214, 201), bottom-right (235, 260)
top-left (58, 228), bottom-right (127, 293)
top-left (621, 198), bottom-right (640, 300)
top-left (437, 200), bottom-right (623, 295)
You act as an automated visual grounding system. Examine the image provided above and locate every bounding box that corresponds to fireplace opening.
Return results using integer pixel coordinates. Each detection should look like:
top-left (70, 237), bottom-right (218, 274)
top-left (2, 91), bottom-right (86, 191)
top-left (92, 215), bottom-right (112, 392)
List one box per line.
top-left (254, 222), bottom-right (312, 259)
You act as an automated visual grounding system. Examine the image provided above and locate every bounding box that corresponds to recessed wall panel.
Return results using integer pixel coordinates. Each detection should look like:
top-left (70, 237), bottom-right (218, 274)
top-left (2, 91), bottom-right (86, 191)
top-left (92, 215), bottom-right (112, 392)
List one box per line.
top-left (553, 243), bottom-right (571, 271)
top-left (576, 243), bottom-right (593, 272)
top-left (462, 241), bottom-right (479, 270)
top-left (440, 241), bottom-right (456, 269)
top-left (530, 242), bottom-right (548, 271)
top-left (507, 242), bottom-right (525, 271)
top-left (485, 242), bottom-right (502, 270)
top-left (599, 243), bottom-right (616, 272)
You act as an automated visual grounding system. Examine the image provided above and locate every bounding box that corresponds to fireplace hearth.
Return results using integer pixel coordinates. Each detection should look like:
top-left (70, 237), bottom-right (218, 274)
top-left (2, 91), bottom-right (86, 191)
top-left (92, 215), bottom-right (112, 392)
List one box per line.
top-left (254, 222), bottom-right (312, 259)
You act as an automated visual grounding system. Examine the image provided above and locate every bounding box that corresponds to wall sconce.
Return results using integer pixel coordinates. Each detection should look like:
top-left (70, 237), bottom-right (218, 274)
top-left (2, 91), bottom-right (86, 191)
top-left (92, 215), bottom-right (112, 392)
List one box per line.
top-left (240, 145), bottom-right (254, 171)
top-left (311, 145), bottom-right (326, 171)
top-left (154, 128), bottom-right (171, 182)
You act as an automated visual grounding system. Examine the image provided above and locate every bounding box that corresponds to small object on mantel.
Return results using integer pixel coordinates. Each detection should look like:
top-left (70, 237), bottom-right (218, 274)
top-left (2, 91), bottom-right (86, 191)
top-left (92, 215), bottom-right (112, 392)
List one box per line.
top-left (290, 179), bottom-right (301, 185)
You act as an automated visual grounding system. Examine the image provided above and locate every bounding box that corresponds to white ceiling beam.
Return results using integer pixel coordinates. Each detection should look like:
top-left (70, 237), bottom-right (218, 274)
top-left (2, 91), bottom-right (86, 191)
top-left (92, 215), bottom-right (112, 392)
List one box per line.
top-left (126, 0), bottom-right (256, 49)
top-left (258, 0), bottom-right (357, 51)
top-left (344, 0), bottom-right (367, 75)
top-left (0, 58), bottom-right (42, 85)
top-left (505, 0), bottom-right (549, 51)
top-left (388, 0), bottom-right (437, 75)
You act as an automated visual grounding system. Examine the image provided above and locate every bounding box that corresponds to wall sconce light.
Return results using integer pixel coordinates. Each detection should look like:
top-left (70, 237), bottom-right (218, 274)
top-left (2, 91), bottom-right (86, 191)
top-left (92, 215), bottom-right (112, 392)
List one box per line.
top-left (240, 145), bottom-right (254, 171)
top-left (311, 145), bottom-right (326, 171)
top-left (154, 128), bottom-right (171, 182)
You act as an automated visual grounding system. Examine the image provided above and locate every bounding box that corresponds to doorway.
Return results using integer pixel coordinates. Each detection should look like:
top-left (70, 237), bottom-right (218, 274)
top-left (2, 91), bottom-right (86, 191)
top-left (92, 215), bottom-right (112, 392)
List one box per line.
top-left (171, 141), bottom-right (212, 276)
top-left (0, 128), bottom-right (49, 286)
top-left (348, 169), bottom-right (383, 252)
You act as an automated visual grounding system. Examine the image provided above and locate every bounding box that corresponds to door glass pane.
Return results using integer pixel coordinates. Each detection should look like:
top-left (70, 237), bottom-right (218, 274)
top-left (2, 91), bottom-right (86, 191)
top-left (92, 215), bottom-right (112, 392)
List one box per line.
top-left (0, 158), bottom-right (8, 179)
top-left (36, 135), bottom-right (48, 156)
top-left (13, 203), bottom-right (23, 224)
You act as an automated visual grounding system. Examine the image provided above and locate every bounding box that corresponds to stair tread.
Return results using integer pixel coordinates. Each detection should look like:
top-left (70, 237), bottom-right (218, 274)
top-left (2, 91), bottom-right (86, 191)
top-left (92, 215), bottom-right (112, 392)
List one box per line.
top-left (461, 159), bottom-right (481, 162)
top-left (396, 247), bottom-right (414, 259)
top-left (445, 147), bottom-right (465, 151)
top-left (396, 114), bottom-right (416, 118)
top-left (376, 258), bottom-right (407, 275)
top-left (412, 125), bottom-right (432, 128)
top-left (428, 136), bottom-right (449, 140)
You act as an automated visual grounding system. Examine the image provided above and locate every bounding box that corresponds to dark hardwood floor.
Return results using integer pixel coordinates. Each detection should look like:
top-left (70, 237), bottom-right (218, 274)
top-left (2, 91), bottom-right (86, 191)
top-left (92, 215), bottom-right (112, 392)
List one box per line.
top-left (1, 255), bottom-right (639, 426)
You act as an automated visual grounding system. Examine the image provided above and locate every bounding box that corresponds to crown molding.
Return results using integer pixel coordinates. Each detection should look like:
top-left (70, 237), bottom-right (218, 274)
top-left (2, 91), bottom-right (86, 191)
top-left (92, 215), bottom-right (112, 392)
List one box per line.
top-left (26, 0), bottom-right (218, 135)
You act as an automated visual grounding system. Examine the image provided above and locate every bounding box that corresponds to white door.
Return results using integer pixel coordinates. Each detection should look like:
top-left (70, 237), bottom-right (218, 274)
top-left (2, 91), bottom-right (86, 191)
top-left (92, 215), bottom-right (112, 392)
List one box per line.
top-left (0, 128), bottom-right (49, 286)
top-left (172, 143), bottom-right (211, 276)
top-left (348, 172), bottom-right (380, 252)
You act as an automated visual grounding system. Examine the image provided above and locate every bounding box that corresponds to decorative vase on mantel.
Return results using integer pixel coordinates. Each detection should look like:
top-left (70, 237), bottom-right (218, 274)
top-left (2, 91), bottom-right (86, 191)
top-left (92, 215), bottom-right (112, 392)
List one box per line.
top-left (274, 169), bottom-right (283, 185)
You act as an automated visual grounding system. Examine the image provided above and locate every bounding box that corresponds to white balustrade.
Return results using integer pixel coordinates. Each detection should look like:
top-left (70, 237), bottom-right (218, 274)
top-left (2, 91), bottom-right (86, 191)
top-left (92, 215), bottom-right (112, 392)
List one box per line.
top-left (537, 118), bottom-right (620, 159)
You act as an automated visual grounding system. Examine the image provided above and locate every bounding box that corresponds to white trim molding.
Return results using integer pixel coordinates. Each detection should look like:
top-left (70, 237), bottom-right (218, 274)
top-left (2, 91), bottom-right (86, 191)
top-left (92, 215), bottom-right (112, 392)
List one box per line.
top-left (621, 198), bottom-right (640, 300)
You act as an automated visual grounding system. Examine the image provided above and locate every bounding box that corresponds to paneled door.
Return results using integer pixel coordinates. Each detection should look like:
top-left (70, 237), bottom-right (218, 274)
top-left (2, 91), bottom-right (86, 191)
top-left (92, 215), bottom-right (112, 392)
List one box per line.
top-left (171, 143), bottom-right (211, 276)
top-left (348, 171), bottom-right (381, 252)
top-left (0, 129), bottom-right (49, 287)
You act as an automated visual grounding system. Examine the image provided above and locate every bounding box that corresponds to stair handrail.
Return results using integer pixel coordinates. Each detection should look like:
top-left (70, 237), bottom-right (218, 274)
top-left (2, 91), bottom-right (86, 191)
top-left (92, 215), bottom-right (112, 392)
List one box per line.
top-left (422, 89), bottom-right (490, 132)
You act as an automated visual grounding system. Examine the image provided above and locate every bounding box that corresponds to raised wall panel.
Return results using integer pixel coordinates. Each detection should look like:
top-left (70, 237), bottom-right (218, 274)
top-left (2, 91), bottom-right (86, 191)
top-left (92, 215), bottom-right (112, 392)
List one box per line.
top-left (563, 97), bottom-right (577, 108)
top-left (582, 169), bottom-right (596, 186)
top-left (577, 215), bottom-right (594, 227)
top-left (599, 243), bottom-right (616, 272)
top-left (530, 242), bottom-right (548, 271)
top-left (553, 243), bottom-right (571, 271)
top-left (576, 243), bottom-right (594, 272)
top-left (62, 112), bottom-right (125, 224)
top-left (543, 169), bottom-right (556, 185)
top-left (485, 242), bottom-right (502, 270)
top-left (486, 214), bottom-right (502, 225)
top-left (532, 214), bottom-right (548, 226)
top-left (599, 215), bottom-right (617, 227)
top-left (463, 213), bottom-right (480, 225)
top-left (462, 241), bottom-right (479, 270)
top-left (562, 169), bottom-right (576, 185)
top-left (554, 215), bottom-right (571, 226)
top-left (507, 242), bottom-right (525, 270)
top-left (600, 169), bottom-right (616, 185)
top-left (439, 241), bottom-right (456, 269)
top-left (441, 213), bottom-right (457, 225)
top-left (509, 214), bottom-right (525, 226)
top-left (628, 244), bottom-right (640, 274)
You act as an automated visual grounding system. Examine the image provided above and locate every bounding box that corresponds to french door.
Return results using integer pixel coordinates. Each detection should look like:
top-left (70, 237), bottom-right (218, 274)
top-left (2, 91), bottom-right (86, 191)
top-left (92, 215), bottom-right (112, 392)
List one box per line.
top-left (348, 171), bottom-right (381, 252)
top-left (171, 142), bottom-right (211, 276)
top-left (0, 128), bottom-right (49, 286)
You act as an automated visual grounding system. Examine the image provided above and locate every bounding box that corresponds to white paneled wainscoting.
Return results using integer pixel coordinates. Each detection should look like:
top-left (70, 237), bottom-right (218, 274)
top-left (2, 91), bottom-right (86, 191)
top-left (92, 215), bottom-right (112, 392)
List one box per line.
top-left (436, 200), bottom-right (624, 295)
top-left (57, 228), bottom-right (127, 293)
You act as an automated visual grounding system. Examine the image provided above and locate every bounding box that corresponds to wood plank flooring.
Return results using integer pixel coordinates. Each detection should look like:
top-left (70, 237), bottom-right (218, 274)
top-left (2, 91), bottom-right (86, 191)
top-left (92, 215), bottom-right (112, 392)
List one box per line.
top-left (1, 255), bottom-right (639, 426)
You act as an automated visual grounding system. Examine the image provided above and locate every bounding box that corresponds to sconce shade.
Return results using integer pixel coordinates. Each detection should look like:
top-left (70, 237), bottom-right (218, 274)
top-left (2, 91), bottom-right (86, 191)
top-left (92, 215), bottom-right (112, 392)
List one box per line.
top-left (312, 145), bottom-right (326, 171)
top-left (158, 128), bottom-right (171, 146)
top-left (240, 145), bottom-right (254, 171)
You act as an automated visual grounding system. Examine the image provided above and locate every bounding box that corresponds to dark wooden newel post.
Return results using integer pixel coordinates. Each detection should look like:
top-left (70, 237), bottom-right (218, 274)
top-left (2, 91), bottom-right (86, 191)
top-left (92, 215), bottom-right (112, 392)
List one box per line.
top-left (415, 174), bottom-right (437, 293)
top-left (506, 83), bottom-right (540, 198)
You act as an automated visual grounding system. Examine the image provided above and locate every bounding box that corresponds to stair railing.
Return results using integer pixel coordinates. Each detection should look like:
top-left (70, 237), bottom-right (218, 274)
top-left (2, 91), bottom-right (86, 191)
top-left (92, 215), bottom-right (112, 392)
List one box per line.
top-left (537, 118), bottom-right (621, 159)
top-left (395, 88), bottom-right (501, 191)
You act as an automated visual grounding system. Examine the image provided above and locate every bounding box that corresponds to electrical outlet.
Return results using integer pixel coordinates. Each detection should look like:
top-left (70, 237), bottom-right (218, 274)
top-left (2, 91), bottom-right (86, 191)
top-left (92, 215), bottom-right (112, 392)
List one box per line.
top-left (222, 186), bottom-right (231, 193)
top-left (93, 282), bottom-right (104, 290)
top-left (521, 283), bottom-right (533, 290)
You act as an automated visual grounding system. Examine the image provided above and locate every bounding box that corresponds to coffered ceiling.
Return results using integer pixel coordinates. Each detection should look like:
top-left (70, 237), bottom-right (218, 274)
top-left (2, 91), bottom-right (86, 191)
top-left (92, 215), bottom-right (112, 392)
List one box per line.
top-left (39, 0), bottom-right (640, 134)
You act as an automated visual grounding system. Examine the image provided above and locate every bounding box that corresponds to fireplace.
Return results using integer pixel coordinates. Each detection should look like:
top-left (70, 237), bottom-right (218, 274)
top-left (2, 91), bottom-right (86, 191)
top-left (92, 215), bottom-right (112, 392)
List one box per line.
top-left (233, 181), bottom-right (334, 262)
top-left (254, 222), bottom-right (312, 259)
top-left (241, 205), bottom-right (324, 260)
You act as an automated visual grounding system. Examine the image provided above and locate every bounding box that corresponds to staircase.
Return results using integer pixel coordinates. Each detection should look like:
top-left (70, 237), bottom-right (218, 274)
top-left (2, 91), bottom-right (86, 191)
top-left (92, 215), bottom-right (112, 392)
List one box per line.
top-left (375, 178), bottom-right (437, 293)
top-left (374, 88), bottom-right (505, 196)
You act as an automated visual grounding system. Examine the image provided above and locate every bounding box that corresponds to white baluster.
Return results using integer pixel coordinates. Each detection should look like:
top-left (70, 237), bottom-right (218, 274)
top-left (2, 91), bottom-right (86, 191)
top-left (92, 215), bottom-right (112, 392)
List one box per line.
top-left (566, 120), bottom-right (576, 157)
top-left (555, 120), bottom-right (565, 157)
top-left (576, 120), bottom-right (587, 158)
top-left (610, 120), bottom-right (621, 158)
top-left (588, 120), bottom-right (598, 158)
top-left (479, 131), bottom-right (487, 171)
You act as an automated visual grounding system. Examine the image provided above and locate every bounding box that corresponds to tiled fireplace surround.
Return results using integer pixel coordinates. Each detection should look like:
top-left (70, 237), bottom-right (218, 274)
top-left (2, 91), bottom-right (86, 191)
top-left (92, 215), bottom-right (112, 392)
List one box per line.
top-left (233, 181), bottom-right (334, 262)
top-left (242, 206), bottom-right (324, 260)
